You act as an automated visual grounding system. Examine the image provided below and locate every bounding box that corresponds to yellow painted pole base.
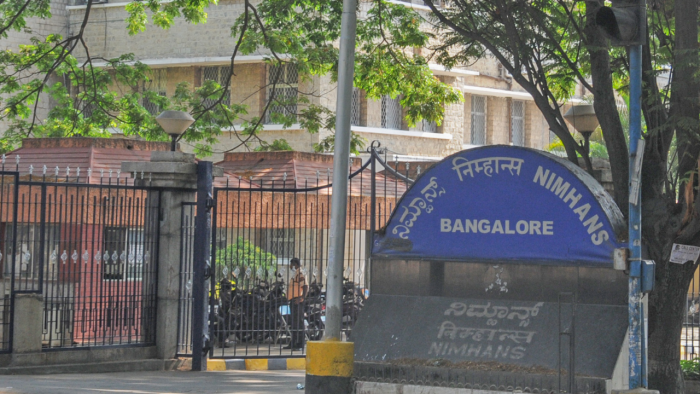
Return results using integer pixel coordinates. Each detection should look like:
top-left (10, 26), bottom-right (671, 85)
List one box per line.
top-left (305, 341), bottom-right (354, 394)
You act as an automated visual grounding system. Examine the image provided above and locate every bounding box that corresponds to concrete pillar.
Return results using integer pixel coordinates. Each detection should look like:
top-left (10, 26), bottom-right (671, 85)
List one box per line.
top-left (122, 152), bottom-right (222, 360)
top-left (12, 293), bottom-right (43, 359)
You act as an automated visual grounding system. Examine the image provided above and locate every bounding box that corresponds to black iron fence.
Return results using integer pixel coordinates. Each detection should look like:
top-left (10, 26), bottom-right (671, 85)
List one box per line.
top-left (0, 170), bottom-right (17, 353)
top-left (0, 159), bottom-right (160, 351)
top-left (205, 146), bottom-right (415, 359)
top-left (684, 270), bottom-right (700, 360)
top-left (176, 202), bottom-right (196, 357)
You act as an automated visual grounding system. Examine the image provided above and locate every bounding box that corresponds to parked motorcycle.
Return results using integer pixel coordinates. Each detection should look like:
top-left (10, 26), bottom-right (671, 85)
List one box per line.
top-left (212, 267), bottom-right (291, 347)
top-left (304, 269), bottom-right (325, 341)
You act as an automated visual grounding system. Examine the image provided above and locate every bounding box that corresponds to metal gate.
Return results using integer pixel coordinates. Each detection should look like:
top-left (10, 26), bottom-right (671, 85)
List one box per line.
top-left (176, 202), bottom-right (196, 357)
top-left (0, 169), bottom-right (18, 353)
top-left (176, 145), bottom-right (415, 360)
top-left (0, 158), bottom-right (161, 352)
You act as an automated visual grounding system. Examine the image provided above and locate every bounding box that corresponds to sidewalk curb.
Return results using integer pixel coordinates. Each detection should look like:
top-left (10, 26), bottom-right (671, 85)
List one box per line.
top-left (207, 358), bottom-right (306, 371)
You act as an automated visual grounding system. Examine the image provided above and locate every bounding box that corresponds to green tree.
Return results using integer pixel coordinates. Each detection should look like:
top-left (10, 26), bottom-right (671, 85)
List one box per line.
top-left (421, 0), bottom-right (699, 391)
top-left (0, 0), bottom-right (461, 156)
top-left (215, 237), bottom-right (276, 286)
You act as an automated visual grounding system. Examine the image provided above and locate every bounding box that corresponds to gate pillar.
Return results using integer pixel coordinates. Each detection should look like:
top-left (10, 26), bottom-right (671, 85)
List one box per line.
top-left (11, 293), bottom-right (43, 365)
top-left (122, 152), bottom-right (221, 361)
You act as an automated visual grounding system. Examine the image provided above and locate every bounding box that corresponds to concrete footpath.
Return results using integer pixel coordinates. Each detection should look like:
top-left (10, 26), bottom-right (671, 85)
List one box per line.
top-left (0, 370), bottom-right (306, 394)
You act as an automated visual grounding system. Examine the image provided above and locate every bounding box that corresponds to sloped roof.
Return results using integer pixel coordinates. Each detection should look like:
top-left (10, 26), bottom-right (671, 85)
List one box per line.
top-left (2, 138), bottom-right (168, 183)
top-left (215, 151), bottom-right (407, 197)
top-left (2, 138), bottom-right (255, 188)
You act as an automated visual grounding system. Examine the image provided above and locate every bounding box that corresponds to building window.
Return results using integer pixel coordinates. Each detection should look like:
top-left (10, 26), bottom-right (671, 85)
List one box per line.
top-left (265, 228), bottom-right (295, 265)
top-left (351, 87), bottom-right (361, 126)
top-left (143, 69), bottom-right (167, 115)
top-left (471, 96), bottom-right (486, 145)
top-left (265, 63), bottom-right (298, 124)
top-left (420, 119), bottom-right (438, 133)
top-left (202, 66), bottom-right (231, 108)
top-left (381, 94), bottom-right (403, 130)
top-left (511, 100), bottom-right (525, 146)
top-left (103, 227), bottom-right (144, 281)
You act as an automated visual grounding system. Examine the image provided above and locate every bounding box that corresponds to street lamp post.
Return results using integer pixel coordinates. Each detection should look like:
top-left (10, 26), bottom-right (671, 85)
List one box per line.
top-left (156, 110), bottom-right (195, 152)
top-left (563, 104), bottom-right (599, 158)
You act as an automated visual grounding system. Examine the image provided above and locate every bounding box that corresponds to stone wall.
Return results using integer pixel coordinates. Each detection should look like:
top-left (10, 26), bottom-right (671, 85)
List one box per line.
top-left (0, 0), bottom-right (70, 136)
top-left (69, 0), bottom-right (255, 61)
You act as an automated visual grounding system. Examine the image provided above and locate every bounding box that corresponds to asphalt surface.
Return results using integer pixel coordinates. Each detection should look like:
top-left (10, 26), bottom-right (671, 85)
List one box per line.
top-left (0, 370), bottom-right (307, 394)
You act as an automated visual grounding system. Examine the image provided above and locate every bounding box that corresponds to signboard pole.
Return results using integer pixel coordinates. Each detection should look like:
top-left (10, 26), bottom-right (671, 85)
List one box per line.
top-left (628, 44), bottom-right (645, 389)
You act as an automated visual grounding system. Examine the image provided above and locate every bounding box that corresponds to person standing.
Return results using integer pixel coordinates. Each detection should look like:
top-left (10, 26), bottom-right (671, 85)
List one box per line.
top-left (285, 257), bottom-right (307, 350)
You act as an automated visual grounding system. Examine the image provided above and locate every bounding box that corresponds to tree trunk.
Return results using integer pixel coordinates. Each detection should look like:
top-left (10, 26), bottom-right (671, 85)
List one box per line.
top-left (584, 0), bottom-right (629, 217)
top-left (647, 258), bottom-right (695, 394)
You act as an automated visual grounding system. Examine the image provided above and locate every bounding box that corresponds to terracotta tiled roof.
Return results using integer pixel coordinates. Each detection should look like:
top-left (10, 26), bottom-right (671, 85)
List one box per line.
top-left (216, 151), bottom-right (407, 197)
top-left (2, 138), bottom-right (169, 184)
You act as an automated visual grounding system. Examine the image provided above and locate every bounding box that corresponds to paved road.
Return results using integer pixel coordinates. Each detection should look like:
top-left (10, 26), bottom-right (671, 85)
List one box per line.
top-left (0, 370), bottom-right (306, 394)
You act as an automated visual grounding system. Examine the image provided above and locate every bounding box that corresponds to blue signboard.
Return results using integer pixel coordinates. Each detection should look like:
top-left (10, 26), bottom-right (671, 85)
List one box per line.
top-left (373, 146), bottom-right (626, 266)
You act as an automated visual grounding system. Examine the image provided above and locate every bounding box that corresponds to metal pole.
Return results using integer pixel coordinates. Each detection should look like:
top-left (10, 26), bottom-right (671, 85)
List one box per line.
top-left (323, 0), bottom-right (358, 341)
top-left (628, 43), bottom-right (644, 389)
top-left (192, 161), bottom-right (213, 371)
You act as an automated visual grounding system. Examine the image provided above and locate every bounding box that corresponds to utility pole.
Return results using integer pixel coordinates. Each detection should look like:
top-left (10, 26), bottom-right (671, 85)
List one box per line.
top-left (596, 1), bottom-right (655, 390)
top-left (305, 0), bottom-right (357, 392)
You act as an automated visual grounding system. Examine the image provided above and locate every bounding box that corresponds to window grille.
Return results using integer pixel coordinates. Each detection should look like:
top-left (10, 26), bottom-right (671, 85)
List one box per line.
top-left (471, 96), bottom-right (486, 145)
top-left (143, 69), bottom-right (167, 116)
top-left (202, 66), bottom-right (231, 108)
top-left (103, 227), bottom-right (144, 281)
top-left (82, 102), bottom-right (96, 118)
top-left (351, 87), bottom-right (361, 126)
top-left (266, 228), bottom-right (295, 265)
top-left (265, 63), bottom-right (298, 124)
top-left (511, 100), bottom-right (525, 146)
top-left (421, 119), bottom-right (438, 133)
top-left (381, 94), bottom-right (403, 130)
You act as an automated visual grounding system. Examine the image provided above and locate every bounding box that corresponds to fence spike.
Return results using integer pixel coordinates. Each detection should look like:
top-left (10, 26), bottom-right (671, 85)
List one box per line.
top-left (116, 170), bottom-right (121, 179)
top-left (28, 165), bottom-right (33, 175)
top-left (316, 170), bottom-right (320, 180)
top-left (417, 165), bottom-right (421, 175)
top-left (100, 169), bottom-right (104, 178)
top-left (1, 154), bottom-right (5, 164)
top-left (55, 166), bottom-right (59, 176)
top-left (141, 171), bottom-right (144, 180)
top-left (15, 155), bottom-right (19, 164)
top-left (405, 162), bottom-right (410, 170)
top-left (66, 166), bottom-right (70, 177)
top-left (109, 169), bottom-right (113, 178)
top-left (76, 167), bottom-right (81, 178)
top-left (283, 172), bottom-right (287, 181)
top-left (87, 168), bottom-right (92, 178)
top-left (43, 165), bottom-right (47, 175)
